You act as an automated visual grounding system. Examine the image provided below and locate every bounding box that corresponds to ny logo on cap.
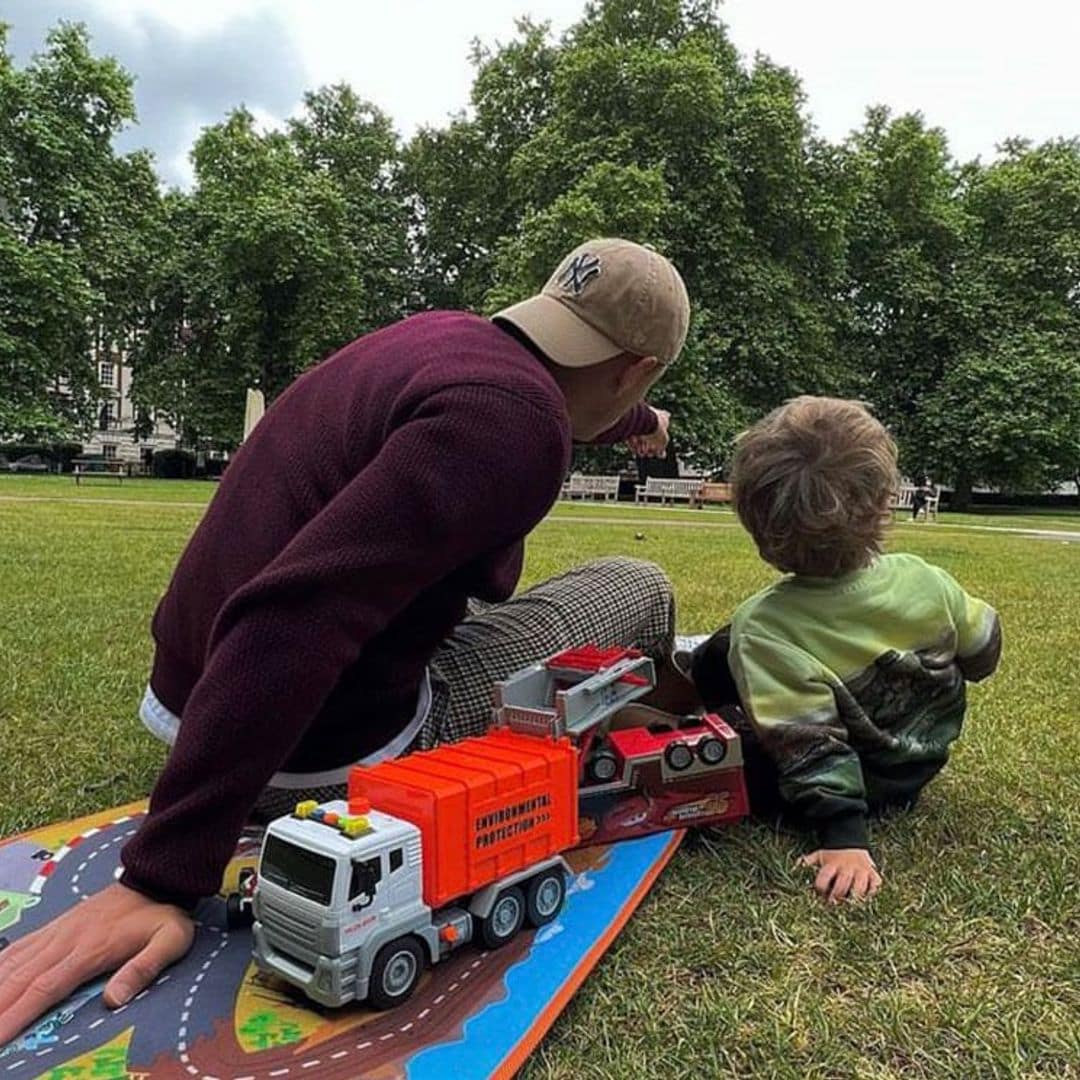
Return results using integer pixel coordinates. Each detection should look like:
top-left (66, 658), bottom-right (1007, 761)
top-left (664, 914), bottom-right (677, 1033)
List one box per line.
top-left (558, 252), bottom-right (601, 296)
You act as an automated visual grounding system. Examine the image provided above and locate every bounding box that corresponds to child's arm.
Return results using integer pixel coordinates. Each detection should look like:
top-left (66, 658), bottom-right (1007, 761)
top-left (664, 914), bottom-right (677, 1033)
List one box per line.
top-left (931, 567), bottom-right (1002, 681)
top-left (729, 633), bottom-right (877, 900)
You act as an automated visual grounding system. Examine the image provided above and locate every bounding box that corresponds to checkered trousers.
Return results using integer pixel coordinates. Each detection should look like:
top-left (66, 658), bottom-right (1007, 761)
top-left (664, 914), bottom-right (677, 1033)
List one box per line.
top-left (250, 556), bottom-right (675, 822)
top-left (416, 555), bottom-right (676, 748)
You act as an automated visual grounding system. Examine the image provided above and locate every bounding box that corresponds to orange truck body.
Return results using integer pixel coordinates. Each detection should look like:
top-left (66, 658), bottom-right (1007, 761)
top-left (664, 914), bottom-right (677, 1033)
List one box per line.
top-left (348, 728), bottom-right (579, 910)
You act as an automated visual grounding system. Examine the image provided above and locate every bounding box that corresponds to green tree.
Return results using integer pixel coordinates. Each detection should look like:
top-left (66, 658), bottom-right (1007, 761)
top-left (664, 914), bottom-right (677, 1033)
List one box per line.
top-left (958, 138), bottom-right (1080, 343)
top-left (919, 332), bottom-right (1080, 497)
top-left (0, 22), bottom-right (160, 440)
top-left (927, 139), bottom-right (1080, 503)
top-left (0, 214), bottom-right (95, 440)
top-left (131, 87), bottom-right (412, 444)
top-left (289, 84), bottom-right (412, 326)
top-left (837, 108), bottom-right (967, 443)
top-left (401, 18), bottom-right (558, 310)
top-left (836, 119), bottom-right (1080, 503)
top-left (409, 0), bottom-right (849, 472)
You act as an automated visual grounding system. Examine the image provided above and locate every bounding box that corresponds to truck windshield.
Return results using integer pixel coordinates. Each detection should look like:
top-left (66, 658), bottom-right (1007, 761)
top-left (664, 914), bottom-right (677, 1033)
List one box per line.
top-left (260, 835), bottom-right (335, 905)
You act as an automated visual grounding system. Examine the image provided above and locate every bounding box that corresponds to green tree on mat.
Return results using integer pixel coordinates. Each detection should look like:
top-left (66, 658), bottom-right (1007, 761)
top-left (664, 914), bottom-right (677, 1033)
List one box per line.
top-left (239, 1011), bottom-right (304, 1050)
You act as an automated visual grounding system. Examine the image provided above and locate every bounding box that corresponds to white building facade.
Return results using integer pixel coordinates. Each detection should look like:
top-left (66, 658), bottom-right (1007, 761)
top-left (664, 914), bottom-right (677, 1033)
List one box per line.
top-left (83, 355), bottom-right (181, 468)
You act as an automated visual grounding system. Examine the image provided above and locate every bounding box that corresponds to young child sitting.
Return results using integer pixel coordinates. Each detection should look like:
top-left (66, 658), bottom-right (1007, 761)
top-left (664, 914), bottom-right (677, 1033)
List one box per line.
top-left (687, 396), bottom-right (1001, 903)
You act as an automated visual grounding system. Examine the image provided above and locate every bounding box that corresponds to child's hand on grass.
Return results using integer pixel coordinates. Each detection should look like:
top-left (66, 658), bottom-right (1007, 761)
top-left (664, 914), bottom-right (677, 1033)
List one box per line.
top-left (798, 848), bottom-right (882, 903)
top-left (0, 882), bottom-right (194, 1046)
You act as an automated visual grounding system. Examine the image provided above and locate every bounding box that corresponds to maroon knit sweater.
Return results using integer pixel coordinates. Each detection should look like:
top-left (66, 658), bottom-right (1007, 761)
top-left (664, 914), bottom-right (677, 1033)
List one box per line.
top-left (120, 311), bottom-right (657, 907)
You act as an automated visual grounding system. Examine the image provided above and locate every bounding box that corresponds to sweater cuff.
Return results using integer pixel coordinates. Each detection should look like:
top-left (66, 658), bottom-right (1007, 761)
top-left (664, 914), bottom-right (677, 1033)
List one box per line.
top-left (589, 402), bottom-right (657, 444)
top-left (119, 868), bottom-right (203, 914)
top-left (817, 811), bottom-right (870, 850)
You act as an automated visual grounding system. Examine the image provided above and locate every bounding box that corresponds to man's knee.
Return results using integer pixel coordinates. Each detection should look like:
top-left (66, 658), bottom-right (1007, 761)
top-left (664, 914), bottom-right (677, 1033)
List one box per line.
top-left (612, 556), bottom-right (673, 615)
top-left (582, 555), bottom-right (673, 602)
top-left (578, 557), bottom-right (675, 645)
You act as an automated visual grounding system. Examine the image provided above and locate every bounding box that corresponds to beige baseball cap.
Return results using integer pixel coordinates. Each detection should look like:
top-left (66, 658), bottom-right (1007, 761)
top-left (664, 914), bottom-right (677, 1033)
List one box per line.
top-left (493, 238), bottom-right (690, 368)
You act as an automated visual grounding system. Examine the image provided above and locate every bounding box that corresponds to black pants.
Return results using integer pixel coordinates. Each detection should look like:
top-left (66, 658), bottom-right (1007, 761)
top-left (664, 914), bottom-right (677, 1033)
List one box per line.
top-left (689, 627), bottom-right (786, 819)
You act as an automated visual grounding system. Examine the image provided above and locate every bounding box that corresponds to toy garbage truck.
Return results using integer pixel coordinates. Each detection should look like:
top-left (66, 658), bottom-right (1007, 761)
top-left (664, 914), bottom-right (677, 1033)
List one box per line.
top-left (252, 728), bottom-right (579, 1009)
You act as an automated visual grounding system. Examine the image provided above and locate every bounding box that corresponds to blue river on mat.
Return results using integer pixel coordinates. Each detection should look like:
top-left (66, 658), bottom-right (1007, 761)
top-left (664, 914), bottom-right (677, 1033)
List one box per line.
top-left (407, 830), bottom-right (674, 1080)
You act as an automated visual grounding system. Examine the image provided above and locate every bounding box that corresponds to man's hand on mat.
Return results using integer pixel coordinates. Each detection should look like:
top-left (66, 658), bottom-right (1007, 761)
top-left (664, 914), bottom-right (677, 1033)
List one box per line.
top-left (0, 882), bottom-right (194, 1046)
top-left (798, 848), bottom-right (882, 903)
top-left (628, 407), bottom-right (671, 458)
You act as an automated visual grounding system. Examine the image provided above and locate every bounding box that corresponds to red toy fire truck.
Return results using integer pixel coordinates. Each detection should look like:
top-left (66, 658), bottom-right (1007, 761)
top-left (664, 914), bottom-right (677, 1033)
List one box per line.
top-left (492, 645), bottom-right (749, 845)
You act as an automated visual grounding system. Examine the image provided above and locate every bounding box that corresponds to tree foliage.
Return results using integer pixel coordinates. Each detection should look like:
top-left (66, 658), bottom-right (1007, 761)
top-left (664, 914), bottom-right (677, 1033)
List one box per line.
top-left (918, 332), bottom-right (1080, 494)
top-left (414, 0), bottom-right (850, 472)
top-left (3, 3), bottom-right (1080, 495)
top-left (131, 86), bottom-right (412, 444)
top-left (0, 22), bottom-right (160, 440)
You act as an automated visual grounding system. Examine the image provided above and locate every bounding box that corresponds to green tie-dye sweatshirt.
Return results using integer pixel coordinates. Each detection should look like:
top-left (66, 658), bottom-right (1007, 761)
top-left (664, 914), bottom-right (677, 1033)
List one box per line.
top-left (728, 553), bottom-right (1001, 849)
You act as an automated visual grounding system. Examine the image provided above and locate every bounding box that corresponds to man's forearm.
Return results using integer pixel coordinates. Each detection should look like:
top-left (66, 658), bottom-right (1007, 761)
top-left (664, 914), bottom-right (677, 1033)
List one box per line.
top-left (589, 402), bottom-right (658, 444)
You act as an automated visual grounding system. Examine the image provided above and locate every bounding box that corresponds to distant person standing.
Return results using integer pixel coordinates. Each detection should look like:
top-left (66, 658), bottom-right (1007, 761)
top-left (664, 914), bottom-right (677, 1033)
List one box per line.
top-left (912, 480), bottom-right (932, 521)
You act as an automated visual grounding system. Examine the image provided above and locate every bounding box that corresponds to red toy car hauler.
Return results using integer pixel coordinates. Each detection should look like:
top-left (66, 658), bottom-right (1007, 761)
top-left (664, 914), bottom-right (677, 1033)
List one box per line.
top-left (493, 646), bottom-right (749, 845)
top-left (576, 711), bottom-right (749, 844)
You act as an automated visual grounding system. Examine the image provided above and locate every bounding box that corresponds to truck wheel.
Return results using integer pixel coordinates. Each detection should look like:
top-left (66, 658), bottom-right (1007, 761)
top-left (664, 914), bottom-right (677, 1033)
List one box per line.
top-left (368, 937), bottom-right (424, 1010)
top-left (525, 869), bottom-right (565, 928)
top-left (697, 736), bottom-right (727, 765)
top-left (664, 741), bottom-right (694, 771)
top-left (480, 886), bottom-right (525, 949)
top-left (588, 748), bottom-right (619, 783)
top-left (225, 893), bottom-right (253, 929)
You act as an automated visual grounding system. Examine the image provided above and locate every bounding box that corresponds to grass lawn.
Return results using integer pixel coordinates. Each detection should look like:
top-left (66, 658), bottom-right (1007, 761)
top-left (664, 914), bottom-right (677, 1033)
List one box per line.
top-left (0, 479), bottom-right (1077, 1077)
top-left (554, 497), bottom-right (1080, 535)
top-left (0, 473), bottom-right (214, 503)
top-left (5, 475), bottom-right (1080, 533)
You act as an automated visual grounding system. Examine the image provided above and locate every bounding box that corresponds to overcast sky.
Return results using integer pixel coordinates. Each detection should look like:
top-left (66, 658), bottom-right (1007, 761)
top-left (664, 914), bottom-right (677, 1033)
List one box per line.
top-left (5, 0), bottom-right (1079, 188)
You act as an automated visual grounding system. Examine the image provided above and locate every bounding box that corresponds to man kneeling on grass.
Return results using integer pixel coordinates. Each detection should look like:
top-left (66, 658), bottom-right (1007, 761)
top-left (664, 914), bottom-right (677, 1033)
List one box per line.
top-left (0, 238), bottom-right (689, 1044)
top-left (685, 397), bottom-right (1002, 902)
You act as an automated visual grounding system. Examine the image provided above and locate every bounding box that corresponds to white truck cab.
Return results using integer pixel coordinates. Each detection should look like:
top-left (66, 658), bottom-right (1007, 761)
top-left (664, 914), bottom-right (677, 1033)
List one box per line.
top-left (253, 801), bottom-right (434, 1008)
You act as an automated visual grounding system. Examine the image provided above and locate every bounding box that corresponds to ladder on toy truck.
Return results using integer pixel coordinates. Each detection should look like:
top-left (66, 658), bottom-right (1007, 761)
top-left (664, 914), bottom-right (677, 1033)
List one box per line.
top-left (492, 645), bottom-right (656, 741)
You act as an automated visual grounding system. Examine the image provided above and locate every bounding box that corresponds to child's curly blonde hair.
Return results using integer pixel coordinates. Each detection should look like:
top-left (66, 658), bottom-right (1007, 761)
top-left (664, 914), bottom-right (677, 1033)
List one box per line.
top-left (731, 396), bottom-right (899, 577)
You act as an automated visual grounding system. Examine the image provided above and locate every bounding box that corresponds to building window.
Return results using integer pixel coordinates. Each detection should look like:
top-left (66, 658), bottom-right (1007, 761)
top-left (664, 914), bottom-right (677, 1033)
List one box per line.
top-left (98, 402), bottom-right (113, 431)
top-left (99, 362), bottom-right (114, 388)
top-left (101, 444), bottom-right (117, 461)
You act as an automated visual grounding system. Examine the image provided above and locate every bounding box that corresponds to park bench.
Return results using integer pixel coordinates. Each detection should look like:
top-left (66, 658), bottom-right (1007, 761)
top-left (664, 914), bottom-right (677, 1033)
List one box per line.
top-left (560, 473), bottom-right (620, 501)
top-left (693, 481), bottom-right (733, 507)
top-left (634, 476), bottom-right (704, 505)
top-left (73, 456), bottom-right (126, 485)
top-left (892, 484), bottom-right (940, 521)
top-left (8, 454), bottom-right (50, 473)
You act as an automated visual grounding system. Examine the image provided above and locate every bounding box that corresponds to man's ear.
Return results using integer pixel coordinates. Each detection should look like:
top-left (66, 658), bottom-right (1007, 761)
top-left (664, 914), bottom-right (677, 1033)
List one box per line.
top-left (616, 354), bottom-right (662, 398)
